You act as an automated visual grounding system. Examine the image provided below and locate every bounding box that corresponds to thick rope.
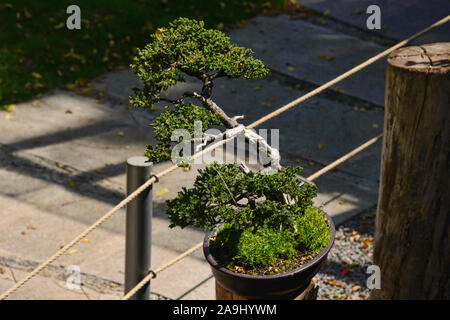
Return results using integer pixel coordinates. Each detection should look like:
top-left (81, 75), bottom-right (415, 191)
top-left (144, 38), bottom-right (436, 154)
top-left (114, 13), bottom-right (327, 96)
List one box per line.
top-left (122, 242), bottom-right (204, 300)
top-left (247, 15), bottom-right (450, 129)
top-left (307, 134), bottom-right (383, 181)
top-left (1, 15), bottom-right (448, 300)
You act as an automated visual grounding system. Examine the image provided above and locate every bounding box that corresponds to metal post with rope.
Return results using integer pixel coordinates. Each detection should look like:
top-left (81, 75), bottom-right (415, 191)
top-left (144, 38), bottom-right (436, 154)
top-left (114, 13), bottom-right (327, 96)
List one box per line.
top-left (0, 15), bottom-right (448, 301)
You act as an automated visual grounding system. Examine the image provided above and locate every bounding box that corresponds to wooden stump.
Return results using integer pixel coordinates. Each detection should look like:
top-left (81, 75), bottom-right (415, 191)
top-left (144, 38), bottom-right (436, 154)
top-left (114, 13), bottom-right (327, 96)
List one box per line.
top-left (372, 43), bottom-right (450, 299)
top-left (215, 278), bottom-right (318, 300)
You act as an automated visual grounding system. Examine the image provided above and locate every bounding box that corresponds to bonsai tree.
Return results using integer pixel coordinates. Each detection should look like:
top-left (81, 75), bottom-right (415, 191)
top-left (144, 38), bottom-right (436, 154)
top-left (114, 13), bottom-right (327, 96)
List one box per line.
top-left (130, 18), bottom-right (330, 275)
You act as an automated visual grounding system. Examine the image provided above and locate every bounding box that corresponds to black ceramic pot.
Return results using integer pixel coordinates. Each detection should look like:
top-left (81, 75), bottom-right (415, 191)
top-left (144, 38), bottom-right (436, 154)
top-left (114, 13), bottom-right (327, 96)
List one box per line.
top-left (203, 214), bottom-right (335, 299)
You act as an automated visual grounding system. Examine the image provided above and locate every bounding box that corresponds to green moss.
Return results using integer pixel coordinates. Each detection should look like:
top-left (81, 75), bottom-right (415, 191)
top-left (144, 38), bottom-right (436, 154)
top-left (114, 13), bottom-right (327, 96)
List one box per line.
top-left (211, 207), bottom-right (330, 270)
top-left (295, 207), bottom-right (331, 254)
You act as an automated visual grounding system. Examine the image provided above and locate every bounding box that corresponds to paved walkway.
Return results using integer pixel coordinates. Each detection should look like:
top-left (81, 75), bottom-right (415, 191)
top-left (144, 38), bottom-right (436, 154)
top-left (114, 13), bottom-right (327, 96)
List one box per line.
top-left (0, 1), bottom-right (448, 299)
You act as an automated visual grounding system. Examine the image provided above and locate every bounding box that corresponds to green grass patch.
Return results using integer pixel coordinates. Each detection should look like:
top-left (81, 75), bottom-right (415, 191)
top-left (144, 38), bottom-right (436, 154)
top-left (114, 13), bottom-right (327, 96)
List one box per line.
top-left (0, 0), bottom-right (287, 106)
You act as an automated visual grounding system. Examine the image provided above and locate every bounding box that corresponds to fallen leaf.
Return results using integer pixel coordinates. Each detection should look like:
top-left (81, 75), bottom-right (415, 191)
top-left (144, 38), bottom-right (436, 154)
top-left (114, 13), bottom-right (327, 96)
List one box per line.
top-left (66, 249), bottom-right (78, 255)
top-left (65, 109), bottom-right (73, 114)
top-left (155, 188), bottom-right (169, 196)
top-left (326, 279), bottom-right (336, 286)
top-left (341, 267), bottom-right (353, 275)
top-left (117, 130), bottom-right (125, 137)
top-left (0, 267), bottom-right (4, 274)
top-left (319, 55), bottom-right (334, 62)
top-left (317, 143), bottom-right (324, 150)
top-left (76, 88), bottom-right (91, 96)
top-left (54, 22), bottom-right (65, 30)
top-left (352, 285), bottom-right (361, 292)
top-left (372, 123), bottom-right (379, 129)
top-left (27, 225), bottom-right (36, 230)
top-left (260, 102), bottom-right (271, 107)
top-left (2, 104), bottom-right (16, 112)
top-left (33, 82), bottom-right (45, 89)
top-left (65, 83), bottom-right (76, 91)
top-left (80, 238), bottom-right (89, 243)
top-left (64, 49), bottom-right (85, 61)
top-left (323, 10), bottom-right (331, 17)
top-left (142, 22), bottom-right (154, 32)
top-left (0, 3), bottom-right (13, 9)
top-left (287, 66), bottom-right (295, 72)
top-left (362, 239), bottom-right (373, 248)
top-left (4, 114), bottom-right (13, 120)
top-left (32, 100), bottom-right (40, 107)
top-left (23, 7), bottom-right (32, 18)
top-left (68, 181), bottom-right (75, 188)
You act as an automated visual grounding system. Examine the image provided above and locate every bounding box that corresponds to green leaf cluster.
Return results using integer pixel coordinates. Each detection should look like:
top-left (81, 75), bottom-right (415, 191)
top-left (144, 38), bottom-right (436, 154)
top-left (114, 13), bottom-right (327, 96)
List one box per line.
top-left (130, 17), bottom-right (269, 110)
top-left (145, 102), bottom-right (224, 163)
top-left (166, 163), bottom-right (317, 230)
top-left (166, 163), bottom-right (330, 269)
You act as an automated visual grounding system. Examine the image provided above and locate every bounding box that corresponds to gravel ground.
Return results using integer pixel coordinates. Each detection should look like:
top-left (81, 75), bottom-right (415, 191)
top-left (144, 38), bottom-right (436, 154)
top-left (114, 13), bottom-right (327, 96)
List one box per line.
top-left (316, 211), bottom-right (376, 300)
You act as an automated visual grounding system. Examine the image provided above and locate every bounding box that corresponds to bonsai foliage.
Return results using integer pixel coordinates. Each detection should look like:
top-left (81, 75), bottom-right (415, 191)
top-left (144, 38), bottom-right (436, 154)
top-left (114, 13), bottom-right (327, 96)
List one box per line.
top-left (166, 163), bottom-right (330, 271)
top-left (130, 17), bottom-right (269, 163)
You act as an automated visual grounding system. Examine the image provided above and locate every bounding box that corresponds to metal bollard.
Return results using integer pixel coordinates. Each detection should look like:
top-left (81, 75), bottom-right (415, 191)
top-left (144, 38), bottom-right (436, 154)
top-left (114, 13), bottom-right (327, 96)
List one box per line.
top-left (124, 157), bottom-right (153, 300)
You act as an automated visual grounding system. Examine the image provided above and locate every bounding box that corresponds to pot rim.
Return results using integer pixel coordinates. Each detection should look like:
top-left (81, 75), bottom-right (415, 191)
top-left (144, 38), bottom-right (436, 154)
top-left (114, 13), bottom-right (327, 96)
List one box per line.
top-left (203, 212), bottom-right (335, 280)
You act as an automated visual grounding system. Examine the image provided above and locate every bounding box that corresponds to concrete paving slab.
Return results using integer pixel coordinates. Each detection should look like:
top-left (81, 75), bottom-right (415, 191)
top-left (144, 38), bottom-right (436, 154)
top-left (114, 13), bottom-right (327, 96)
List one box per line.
top-left (296, 0), bottom-right (450, 42)
top-left (229, 15), bottom-right (387, 106)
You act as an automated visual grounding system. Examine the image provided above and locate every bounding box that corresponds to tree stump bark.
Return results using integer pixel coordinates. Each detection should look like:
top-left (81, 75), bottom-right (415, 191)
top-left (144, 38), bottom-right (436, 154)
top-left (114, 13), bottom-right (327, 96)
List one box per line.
top-left (372, 43), bottom-right (450, 299)
top-left (215, 278), bottom-right (318, 300)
